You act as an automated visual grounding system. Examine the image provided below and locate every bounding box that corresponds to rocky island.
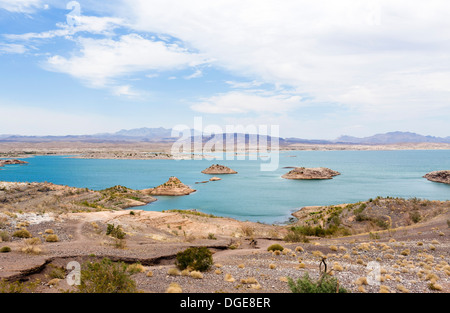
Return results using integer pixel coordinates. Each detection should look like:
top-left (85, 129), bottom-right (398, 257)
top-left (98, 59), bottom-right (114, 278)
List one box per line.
top-left (282, 167), bottom-right (340, 180)
top-left (143, 176), bottom-right (196, 196)
top-left (201, 164), bottom-right (237, 174)
top-left (0, 159), bottom-right (28, 167)
top-left (424, 170), bottom-right (450, 184)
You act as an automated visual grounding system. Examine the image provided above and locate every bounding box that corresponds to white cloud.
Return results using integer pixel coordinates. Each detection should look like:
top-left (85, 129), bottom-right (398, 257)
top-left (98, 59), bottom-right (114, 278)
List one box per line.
top-left (121, 0), bottom-right (450, 123)
top-left (0, 43), bottom-right (28, 54)
top-left (191, 91), bottom-right (302, 114)
top-left (0, 0), bottom-right (42, 13)
top-left (44, 34), bottom-right (208, 88)
top-left (184, 69), bottom-right (202, 79)
top-left (5, 15), bottom-right (126, 41)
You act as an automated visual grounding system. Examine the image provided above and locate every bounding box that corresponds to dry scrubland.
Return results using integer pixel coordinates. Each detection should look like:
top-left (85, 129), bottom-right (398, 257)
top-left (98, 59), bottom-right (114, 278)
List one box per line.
top-left (0, 182), bottom-right (449, 293)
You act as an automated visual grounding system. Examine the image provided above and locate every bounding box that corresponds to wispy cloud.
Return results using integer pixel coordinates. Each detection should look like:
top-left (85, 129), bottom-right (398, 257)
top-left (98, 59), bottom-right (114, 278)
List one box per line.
top-left (0, 0), bottom-right (43, 13)
top-left (0, 43), bottom-right (28, 54)
top-left (191, 91), bottom-right (302, 114)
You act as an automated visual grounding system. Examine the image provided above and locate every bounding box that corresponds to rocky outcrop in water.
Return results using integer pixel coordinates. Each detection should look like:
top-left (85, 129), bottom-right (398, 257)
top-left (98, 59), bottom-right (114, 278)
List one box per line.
top-left (282, 167), bottom-right (340, 180)
top-left (201, 164), bottom-right (237, 174)
top-left (0, 159), bottom-right (28, 167)
top-left (144, 177), bottom-right (196, 196)
top-left (423, 170), bottom-right (450, 184)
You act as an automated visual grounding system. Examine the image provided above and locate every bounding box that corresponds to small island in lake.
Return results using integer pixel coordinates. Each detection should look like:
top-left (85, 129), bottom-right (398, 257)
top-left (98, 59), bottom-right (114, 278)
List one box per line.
top-left (201, 164), bottom-right (238, 174)
top-left (282, 167), bottom-right (341, 180)
top-left (143, 176), bottom-right (196, 196)
top-left (0, 159), bottom-right (28, 167)
top-left (423, 170), bottom-right (450, 184)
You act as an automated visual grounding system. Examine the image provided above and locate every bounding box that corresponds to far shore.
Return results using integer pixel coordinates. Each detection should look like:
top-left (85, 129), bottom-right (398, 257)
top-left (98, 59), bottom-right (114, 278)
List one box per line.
top-left (1, 141), bottom-right (449, 159)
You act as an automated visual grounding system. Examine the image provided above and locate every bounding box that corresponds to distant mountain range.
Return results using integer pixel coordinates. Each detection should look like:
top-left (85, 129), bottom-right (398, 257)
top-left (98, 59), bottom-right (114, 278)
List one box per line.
top-left (0, 129), bottom-right (449, 145)
top-left (334, 131), bottom-right (450, 144)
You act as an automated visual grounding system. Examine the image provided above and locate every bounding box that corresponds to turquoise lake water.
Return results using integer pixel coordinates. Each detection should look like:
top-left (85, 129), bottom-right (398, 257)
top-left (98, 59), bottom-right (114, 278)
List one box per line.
top-left (1, 150), bottom-right (449, 224)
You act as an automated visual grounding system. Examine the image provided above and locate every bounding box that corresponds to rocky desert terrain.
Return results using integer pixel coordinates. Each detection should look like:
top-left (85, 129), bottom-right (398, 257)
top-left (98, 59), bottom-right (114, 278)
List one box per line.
top-left (0, 181), bottom-right (448, 293)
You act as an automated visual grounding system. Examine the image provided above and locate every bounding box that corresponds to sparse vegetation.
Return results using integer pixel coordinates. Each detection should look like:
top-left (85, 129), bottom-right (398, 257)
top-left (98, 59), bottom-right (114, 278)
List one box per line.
top-left (175, 247), bottom-right (213, 272)
top-left (76, 258), bottom-right (137, 293)
top-left (106, 224), bottom-right (125, 240)
top-left (267, 244), bottom-right (284, 252)
top-left (12, 229), bottom-right (31, 239)
top-left (0, 279), bottom-right (39, 293)
top-left (0, 246), bottom-right (11, 253)
top-left (288, 272), bottom-right (347, 293)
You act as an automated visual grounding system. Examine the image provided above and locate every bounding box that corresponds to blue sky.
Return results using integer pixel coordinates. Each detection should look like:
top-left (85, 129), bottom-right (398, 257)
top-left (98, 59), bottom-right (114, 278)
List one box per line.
top-left (1, 0), bottom-right (449, 139)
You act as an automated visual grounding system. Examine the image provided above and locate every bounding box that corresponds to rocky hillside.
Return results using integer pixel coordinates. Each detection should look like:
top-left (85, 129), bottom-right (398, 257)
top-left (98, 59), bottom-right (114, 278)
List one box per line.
top-left (0, 182), bottom-right (156, 213)
top-left (292, 197), bottom-right (450, 237)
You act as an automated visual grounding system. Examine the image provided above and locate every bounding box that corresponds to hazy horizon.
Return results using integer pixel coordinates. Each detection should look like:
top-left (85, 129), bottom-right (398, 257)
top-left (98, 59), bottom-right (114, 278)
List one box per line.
top-left (1, 1), bottom-right (450, 139)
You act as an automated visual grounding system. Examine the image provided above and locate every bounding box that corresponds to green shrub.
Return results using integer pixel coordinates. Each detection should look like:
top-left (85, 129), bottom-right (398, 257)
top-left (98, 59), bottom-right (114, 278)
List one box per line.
top-left (175, 247), bottom-right (213, 272)
top-left (288, 272), bottom-right (348, 293)
top-left (0, 279), bottom-right (39, 293)
top-left (410, 211), bottom-right (421, 224)
top-left (283, 229), bottom-right (309, 243)
top-left (0, 246), bottom-right (11, 253)
top-left (49, 266), bottom-right (66, 279)
top-left (267, 244), bottom-right (284, 252)
top-left (76, 258), bottom-right (137, 293)
top-left (106, 224), bottom-right (125, 239)
top-left (12, 229), bottom-right (31, 238)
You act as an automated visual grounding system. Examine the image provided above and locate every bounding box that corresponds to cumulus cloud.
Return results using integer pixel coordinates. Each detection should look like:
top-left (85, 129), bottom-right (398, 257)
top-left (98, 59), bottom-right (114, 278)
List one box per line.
top-left (120, 0), bottom-right (450, 118)
top-left (45, 34), bottom-right (208, 88)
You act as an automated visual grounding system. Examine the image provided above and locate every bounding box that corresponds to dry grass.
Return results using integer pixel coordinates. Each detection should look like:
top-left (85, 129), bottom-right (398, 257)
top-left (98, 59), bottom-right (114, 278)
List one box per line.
top-left (190, 271), bottom-right (204, 279)
top-left (167, 267), bottom-right (181, 276)
top-left (45, 234), bottom-right (59, 242)
top-left (224, 273), bottom-right (235, 282)
top-left (166, 282), bottom-right (182, 293)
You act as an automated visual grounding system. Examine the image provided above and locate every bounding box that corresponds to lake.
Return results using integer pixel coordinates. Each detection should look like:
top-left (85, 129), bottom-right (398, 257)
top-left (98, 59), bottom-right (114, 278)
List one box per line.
top-left (1, 150), bottom-right (449, 224)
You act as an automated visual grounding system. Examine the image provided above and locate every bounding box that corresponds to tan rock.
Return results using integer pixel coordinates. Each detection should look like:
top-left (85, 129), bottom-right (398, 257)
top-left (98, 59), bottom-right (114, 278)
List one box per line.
top-left (144, 177), bottom-right (196, 196)
top-left (209, 177), bottom-right (222, 181)
top-left (281, 167), bottom-right (340, 180)
top-left (423, 170), bottom-right (450, 184)
top-left (201, 164), bottom-right (237, 174)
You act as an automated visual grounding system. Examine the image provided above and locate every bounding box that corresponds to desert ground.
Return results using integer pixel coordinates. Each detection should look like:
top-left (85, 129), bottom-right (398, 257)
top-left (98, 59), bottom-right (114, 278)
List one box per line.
top-left (0, 181), bottom-right (448, 293)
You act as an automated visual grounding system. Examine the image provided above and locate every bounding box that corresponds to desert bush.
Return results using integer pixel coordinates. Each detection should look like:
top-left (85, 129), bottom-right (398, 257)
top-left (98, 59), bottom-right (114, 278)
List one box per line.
top-left (12, 229), bottom-right (31, 239)
top-left (0, 279), bottom-right (39, 293)
top-left (0, 246), bottom-right (11, 253)
top-left (284, 228), bottom-right (309, 243)
top-left (76, 258), bottom-right (137, 293)
top-left (49, 266), bottom-right (66, 279)
top-left (410, 211), bottom-right (421, 224)
top-left (127, 263), bottom-right (145, 274)
top-left (0, 231), bottom-right (10, 242)
top-left (288, 272), bottom-right (348, 293)
top-left (267, 244), bottom-right (284, 252)
top-left (190, 271), bottom-right (204, 279)
top-left (175, 247), bottom-right (213, 272)
top-left (166, 282), bottom-right (182, 293)
top-left (106, 224), bottom-right (125, 239)
top-left (45, 234), bottom-right (59, 242)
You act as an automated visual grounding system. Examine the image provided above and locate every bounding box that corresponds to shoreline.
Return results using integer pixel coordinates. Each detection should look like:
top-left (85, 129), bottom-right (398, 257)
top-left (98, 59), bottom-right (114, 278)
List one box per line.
top-left (1, 141), bottom-right (450, 160)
